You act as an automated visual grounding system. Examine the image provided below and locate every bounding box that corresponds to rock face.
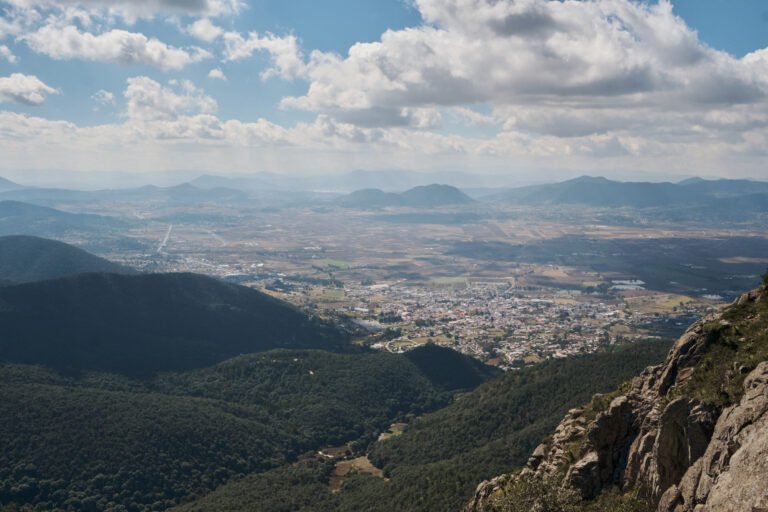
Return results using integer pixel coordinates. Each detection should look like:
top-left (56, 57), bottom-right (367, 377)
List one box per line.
top-left (467, 285), bottom-right (768, 512)
top-left (658, 361), bottom-right (768, 512)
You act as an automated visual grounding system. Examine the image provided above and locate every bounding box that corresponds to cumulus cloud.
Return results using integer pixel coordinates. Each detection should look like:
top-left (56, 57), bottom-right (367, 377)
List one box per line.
top-left (1, 0), bottom-right (767, 177)
top-left (208, 68), bottom-right (226, 80)
top-left (279, 0), bottom-right (768, 136)
top-left (185, 18), bottom-right (223, 42)
top-left (124, 76), bottom-right (217, 121)
top-left (223, 31), bottom-right (306, 80)
top-left (23, 24), bottom-right (211, 70)
top-left (0, 45), bottom-right (17, 63)
top-left (0, 73), bottom-right (57, 105)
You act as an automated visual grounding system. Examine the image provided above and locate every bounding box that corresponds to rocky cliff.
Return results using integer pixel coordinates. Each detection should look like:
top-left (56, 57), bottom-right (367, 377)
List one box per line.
top-left (468, 281), bottom-right (768, 512)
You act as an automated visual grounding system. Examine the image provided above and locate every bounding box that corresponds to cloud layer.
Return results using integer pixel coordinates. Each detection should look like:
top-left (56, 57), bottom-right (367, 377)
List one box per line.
top-left (0, 0), bottom-right (767, 177)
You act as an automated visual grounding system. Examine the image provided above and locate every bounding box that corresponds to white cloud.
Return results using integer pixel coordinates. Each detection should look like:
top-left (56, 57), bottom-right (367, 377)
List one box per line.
top-left (0, 73), bottom-right (57, 105)
top-left (3, 0), bottom-right (243, 22)
top-left (185, 18), bottom-right (222, 42)
top-left (24, 24), bottom-right (211, 70)
top-left (0, 102), bottom-right (766, 178)
top-left (91, 89), bottom-right (114, 106)
top-left (0, 0), bottom-right (767, 178)
top-left (280, 0), bottom-right (768, 136)
top-left (124, 76), bottom-right (217, 121)
top-left (223, 31), bottom-right (306, 80)
top-left (0, 45), bottom-right (17, 63)
top-left (208, 68), bottom-right (226, 80)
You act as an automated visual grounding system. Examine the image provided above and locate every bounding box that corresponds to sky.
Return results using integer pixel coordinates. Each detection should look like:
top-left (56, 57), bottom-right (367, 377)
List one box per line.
top-left (0, 0), bottom-right (767, 183)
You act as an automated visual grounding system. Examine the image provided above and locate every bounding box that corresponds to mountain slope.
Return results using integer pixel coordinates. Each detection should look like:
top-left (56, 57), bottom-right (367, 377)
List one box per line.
top-left (0, 235), bottom-right (132, 283)
top-left (172, 340), bottom-right (672, 512)
top-left (469, 278), bottom-right (768, 512)
top-left (0, 272), bottom-right (348, 373)
top-left (0, 201), bottom-right (126, 237)
top-left (400, 184), bottom-right (473, 207)
top-left (495, 176), bottom-right (702, 208)
top-left (0, 346), bottom-right (495, 511)
top-left (490, 176), bottom-right (768, 220)
top-left (336, 188), bottom-right (405, 208)
top-left (0, 176), bottom-right (21, 192)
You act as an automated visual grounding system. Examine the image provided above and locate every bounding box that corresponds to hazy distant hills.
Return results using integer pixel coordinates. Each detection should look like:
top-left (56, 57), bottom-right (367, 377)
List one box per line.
top-left (191, 171), bottom-right (528, 193)
top-left (679, 177), bottom-right (768, 197)
top-left (0, 271), bottom-right (348, 374)
top-left (0, 176), bottom-right (22, 192)
top-left (0, 182), bottom-right (249, 207)
top-left (0, 200), bottom-right (127, 237)
top-left (337, 184), bottom-right (473, 208)
top-left (491, 176), bottom-right (768, 213)
top-left (124, 183), bottom-right (250, 204)
top-left (492, 176), bottom-right (699, 208)
top-left (0, 235), bottom-right (132, 283)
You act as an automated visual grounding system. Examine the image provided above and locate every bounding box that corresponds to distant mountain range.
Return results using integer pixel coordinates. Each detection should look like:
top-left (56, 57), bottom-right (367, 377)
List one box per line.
top-left (190, 171), bottom-right (534, 193)
top-left (0, 182), bottom-right (249, 207)
top-left (0, 176), bottom-right (21, 192)
top-left (489, 175), bottom-right (768, 215)
top-left (2, 174), bottom-right (767, 223)
top-left (337, 184), bottom-right (473, 208)
top-left (0, 235), bottom-right (132, 283)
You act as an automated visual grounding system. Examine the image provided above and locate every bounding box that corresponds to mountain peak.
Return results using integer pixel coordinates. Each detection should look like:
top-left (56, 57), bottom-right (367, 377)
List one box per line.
top-left (337, 183), bottom-right (472, 208)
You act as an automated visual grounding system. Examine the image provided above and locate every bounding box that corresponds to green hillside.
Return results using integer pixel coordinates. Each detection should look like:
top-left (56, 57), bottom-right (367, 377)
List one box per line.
top-left (0, 346), bottom-right (495, 512)
top-left (0, 272), bottom-right (347, 374)
top-left (173, 339), bottom-right (672, 512)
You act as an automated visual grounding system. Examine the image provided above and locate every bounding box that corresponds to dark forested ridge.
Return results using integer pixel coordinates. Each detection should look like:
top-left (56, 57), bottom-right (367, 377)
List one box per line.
top-left (0, 235), bottom-right (132, 283)
top-left (0, 271), bottom-right (348, 374)
top-left (403, 342), bottom-right (500, 390)
top-left (173, 339), bottom-right (673, 512)
top-left (0, 346), bottom-right (497, 512)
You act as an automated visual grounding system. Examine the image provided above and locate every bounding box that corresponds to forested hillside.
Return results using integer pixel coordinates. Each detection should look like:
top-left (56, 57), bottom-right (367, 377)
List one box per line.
top-left (0, 272), bottom-right (347, 373)
top-left (0, 235), bottom-right (131, 283)
top-left (174, 339), bottom-right (672, 512)
top-left (0, 346), bottom-right (494, 512)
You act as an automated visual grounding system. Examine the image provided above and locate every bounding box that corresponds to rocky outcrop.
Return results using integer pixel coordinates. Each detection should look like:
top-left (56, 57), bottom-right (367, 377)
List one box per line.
top-left (658, 361), bottom-right (768, 512)
top-left (467, 284), bottom-right (768, 512)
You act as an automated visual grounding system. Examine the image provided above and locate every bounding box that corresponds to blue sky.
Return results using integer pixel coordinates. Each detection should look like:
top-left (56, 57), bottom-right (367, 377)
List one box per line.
top-left (1, 0), bottom-right (767, 181)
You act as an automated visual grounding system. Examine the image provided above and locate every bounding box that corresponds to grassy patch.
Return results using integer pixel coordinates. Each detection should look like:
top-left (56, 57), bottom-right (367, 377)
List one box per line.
top-left (674, 285), bottom-right (768, 408)
top-left (317, 258), bottom-right (351, 270)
